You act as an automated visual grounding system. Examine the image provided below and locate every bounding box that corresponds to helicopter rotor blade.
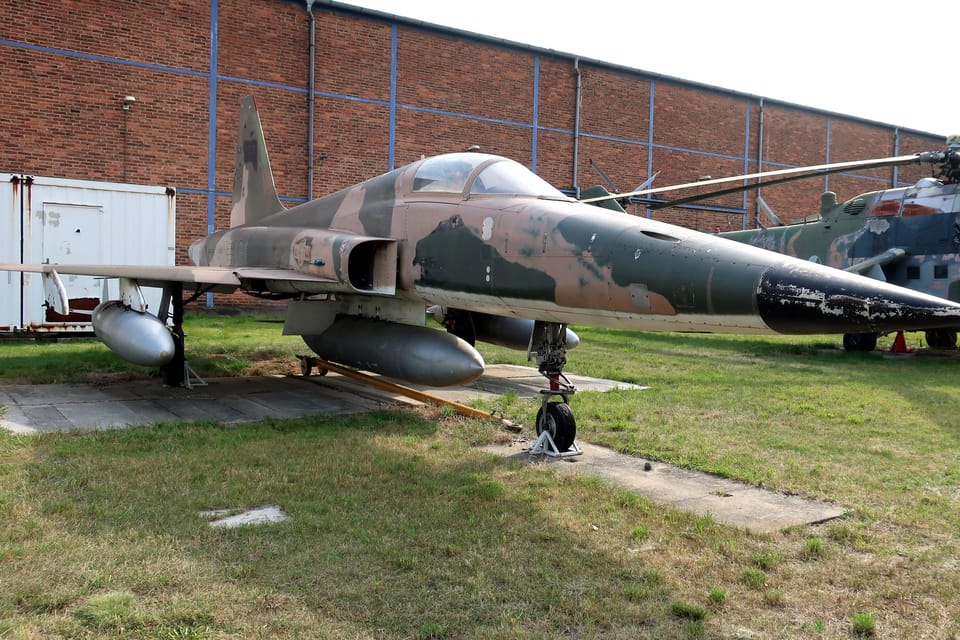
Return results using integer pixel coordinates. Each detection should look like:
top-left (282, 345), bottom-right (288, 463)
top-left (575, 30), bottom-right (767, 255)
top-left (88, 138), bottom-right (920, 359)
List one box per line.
top-left (589, 159), bottom-right (620, 193)
top-left (632, 170), bottom-right (661, 192)
top-left (756, 195), bottom-right (781, 227)
top-left (580, 151), bottom-right (948, 208)
top-left (650, 167), bottom-right (858, 210)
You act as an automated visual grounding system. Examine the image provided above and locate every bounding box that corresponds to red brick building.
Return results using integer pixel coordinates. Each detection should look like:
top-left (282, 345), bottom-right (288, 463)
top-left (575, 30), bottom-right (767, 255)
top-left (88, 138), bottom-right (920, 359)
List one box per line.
top-left (0, 0), bottom-right (942, 280)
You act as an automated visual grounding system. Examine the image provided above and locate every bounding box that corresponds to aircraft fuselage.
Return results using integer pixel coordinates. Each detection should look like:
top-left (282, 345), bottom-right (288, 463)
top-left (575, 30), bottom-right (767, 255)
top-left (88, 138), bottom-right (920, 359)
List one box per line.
top-left (191, 154), bottom-right (960, 338)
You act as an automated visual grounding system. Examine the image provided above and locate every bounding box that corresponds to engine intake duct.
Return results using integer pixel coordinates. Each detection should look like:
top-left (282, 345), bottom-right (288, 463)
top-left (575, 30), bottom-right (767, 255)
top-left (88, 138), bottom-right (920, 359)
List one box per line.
top-left (291, 231), bottom-right (397, 295)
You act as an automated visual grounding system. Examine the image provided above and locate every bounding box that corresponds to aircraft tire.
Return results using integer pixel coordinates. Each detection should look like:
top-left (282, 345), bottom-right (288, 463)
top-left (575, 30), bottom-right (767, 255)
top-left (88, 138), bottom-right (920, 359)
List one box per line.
top-left (536, 401), bottom-right (577, 452)
top-left (925, 329), bottom-right (958, 349)
top-left (842, 332), bottom-right (878, 352)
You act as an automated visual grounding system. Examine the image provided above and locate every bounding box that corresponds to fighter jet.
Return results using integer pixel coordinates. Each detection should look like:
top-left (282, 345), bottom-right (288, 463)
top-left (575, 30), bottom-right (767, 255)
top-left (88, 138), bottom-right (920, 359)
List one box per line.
top-left (4, 95), bottom-right (960, 451)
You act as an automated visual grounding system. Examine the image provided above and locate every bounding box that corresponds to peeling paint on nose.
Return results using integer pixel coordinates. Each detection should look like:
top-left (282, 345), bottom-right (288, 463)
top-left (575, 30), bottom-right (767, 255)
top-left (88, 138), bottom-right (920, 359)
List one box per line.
top-left (756, 264), bottom-right (960, 334)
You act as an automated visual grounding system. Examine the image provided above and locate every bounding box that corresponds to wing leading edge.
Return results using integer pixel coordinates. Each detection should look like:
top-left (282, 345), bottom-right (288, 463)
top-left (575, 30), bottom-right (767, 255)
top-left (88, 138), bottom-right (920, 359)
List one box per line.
top-left (0, 263), bottom-right (342, 295)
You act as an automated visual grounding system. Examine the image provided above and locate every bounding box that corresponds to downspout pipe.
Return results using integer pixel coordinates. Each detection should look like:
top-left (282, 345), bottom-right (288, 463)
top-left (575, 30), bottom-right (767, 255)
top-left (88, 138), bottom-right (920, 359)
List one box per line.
top-left (755, 97), bottom-right (764, 228)
top-left (573, 57), bottom-right (582, 199)
top-left (306, 0), bottom-right (316, 200)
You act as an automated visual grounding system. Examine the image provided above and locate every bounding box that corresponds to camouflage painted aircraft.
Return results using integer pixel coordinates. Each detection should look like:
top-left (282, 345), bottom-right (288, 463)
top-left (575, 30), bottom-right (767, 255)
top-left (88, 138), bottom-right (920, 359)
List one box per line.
top-left (713, 140), bottom-right (960, 351)
top-left (4, 95), bottom-right (960, 451)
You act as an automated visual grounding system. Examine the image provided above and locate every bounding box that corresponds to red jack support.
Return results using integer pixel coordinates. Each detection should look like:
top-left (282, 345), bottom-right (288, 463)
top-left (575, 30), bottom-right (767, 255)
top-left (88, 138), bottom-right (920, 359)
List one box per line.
top-left (891, 331), bottom-right (909, 353)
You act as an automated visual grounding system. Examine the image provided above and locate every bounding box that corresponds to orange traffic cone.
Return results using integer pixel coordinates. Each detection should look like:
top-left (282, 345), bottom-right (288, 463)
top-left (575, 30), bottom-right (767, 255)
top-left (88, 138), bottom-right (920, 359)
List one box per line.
top-left (891, 331), bottom-right (909, 353)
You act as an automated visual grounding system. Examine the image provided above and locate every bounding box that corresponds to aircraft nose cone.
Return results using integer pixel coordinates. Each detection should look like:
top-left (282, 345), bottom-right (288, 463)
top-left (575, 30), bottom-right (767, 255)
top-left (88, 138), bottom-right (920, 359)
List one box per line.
top-left (756, 264), bottom-right (960, 334)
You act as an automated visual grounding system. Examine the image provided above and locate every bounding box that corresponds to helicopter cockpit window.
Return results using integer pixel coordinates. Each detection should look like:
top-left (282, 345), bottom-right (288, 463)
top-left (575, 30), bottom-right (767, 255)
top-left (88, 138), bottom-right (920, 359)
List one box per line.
top-left (869, 188), bottom-right (905, 217)
top-left (412, 154), bottom-right (489, 193)
top-left (469, 159), bottom-right (566, 197)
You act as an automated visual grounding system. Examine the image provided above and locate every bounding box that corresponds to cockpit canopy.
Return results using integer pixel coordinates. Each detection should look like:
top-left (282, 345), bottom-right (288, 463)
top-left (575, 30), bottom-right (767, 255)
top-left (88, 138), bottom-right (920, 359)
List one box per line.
top-left (412, 152), bottom-right (567, 198)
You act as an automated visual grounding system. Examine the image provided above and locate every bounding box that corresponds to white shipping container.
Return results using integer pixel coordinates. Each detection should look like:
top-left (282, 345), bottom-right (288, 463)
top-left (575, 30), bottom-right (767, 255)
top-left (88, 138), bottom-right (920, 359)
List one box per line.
top-left (0, 174), bottom-right (176, 333)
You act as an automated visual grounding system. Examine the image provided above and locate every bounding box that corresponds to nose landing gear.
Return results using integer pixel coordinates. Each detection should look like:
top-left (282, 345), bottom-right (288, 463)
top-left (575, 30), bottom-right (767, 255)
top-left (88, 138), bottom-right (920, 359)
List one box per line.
top-left (529, 321), bottom-right (582, 457)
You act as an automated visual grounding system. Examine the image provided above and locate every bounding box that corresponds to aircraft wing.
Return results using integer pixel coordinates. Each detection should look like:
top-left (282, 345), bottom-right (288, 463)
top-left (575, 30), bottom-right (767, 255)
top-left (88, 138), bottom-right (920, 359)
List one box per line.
top-left (0, 263), bottom-right (341, 294)
top-left (843, 248), bottom-right (908, 279)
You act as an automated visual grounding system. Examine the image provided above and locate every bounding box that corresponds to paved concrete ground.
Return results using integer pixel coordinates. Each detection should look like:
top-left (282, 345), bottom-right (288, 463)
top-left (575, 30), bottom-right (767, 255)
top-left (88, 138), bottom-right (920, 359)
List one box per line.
top-left (0, 364), bottom-right (846, 531)
top-left (0, 364), bottom-right (641, 434)
top-left (484, 439), bottom-right (846, 533)
top-left (0, 375), bottom-right (381, 434)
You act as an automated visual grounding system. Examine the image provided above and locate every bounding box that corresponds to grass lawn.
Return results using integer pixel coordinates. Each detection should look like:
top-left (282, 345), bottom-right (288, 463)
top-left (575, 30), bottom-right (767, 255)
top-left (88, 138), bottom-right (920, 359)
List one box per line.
top-left (1, 315), bottom-right (958, 638)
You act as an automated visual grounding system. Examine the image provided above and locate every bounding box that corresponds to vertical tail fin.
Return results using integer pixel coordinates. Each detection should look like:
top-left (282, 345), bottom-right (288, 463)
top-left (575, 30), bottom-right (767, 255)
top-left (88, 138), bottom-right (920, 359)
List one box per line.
top-left (230, 95), bottom-right (285, 227)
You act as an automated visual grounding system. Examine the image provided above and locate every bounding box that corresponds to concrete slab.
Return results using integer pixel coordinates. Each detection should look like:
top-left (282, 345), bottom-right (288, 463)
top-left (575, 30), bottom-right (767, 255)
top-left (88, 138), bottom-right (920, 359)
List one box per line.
top-left (20, 406), bottom-right (74, 433)
top-left (0, 375), bottom-right (387, 434)
top-left (0, 365), bottom-right (637, 434)
top-left (483, 437), bottom-right (847, 533)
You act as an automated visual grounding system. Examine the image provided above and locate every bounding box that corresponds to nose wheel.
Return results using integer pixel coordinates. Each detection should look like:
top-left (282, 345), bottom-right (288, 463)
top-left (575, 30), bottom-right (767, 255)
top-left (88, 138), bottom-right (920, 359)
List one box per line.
top-left (535, 393), bottom-right (578, 454)
top-left (529, 321), bottom-right (582, 456)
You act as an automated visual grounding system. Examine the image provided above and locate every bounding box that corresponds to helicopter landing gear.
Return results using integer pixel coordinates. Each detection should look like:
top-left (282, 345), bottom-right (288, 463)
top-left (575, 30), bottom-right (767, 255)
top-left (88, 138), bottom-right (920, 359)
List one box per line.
top-left (925, 328), bottom-right (958, 349)
top-left (842, 332), bottom-right (878, 352)
top-left (529, 321), bottom-right (581, 456)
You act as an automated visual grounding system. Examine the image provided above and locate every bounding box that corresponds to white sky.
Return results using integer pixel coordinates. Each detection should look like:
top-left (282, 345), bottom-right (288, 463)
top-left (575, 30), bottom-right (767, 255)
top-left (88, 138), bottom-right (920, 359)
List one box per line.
top-left (338, 0), bottom-right (958, 137)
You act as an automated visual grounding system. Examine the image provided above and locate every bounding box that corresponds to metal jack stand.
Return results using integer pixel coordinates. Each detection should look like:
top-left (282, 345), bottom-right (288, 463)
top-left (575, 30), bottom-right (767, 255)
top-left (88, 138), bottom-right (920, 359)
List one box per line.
top-left (529, 428), bottom-right (583, 457)
top-left (182, 361), bottom-right (207, 389)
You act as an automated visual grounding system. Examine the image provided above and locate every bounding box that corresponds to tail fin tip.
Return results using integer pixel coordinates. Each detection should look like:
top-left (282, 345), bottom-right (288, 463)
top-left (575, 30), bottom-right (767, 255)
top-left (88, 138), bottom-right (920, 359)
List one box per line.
top-left (230, 94), bottom-right (285, 227)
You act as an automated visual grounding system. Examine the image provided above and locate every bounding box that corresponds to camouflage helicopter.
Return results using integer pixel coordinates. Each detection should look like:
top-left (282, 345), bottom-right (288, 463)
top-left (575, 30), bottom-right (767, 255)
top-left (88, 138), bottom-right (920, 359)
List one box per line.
top-left (715, 138), bottom-right (960, 351)
top-left (4, 95), bottom-right (960, 452)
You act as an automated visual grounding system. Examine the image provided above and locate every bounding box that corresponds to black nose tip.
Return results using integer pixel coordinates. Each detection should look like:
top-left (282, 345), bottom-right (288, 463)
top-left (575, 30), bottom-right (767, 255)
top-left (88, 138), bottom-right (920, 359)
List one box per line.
top-left (756, 265), bottom-right (960, 334)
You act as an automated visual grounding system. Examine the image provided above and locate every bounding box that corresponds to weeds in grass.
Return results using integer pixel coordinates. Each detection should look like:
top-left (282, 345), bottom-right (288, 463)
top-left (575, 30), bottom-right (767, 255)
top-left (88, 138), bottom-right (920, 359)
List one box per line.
top-left (763, 590), bottom-right (784, 607)
top-left (801, 535), bottom-right (825, 560)
top-left (751, 549), bottom-right (782, 571)
top-left (684, 620), bottom-right (706, 638)
top-left (624, 568), bottom-right (667, 602)
top-left (74, 591), bottom-right (138, 630)
top-left (630, 524), bottom-right (650, 540)
top-left (671, 600), bottom-right (707, 620)
top-left (807, 619), bottom-right (826, 633)
top-left (708, 587), bottom-right (726, 606)
top-left (852, 612), bottom-right (877, 636)
top-left (741, 568), bottom-right (767, 590)
top-left (692, 513), bottom-right (714, 534)
top-left (639, 568), bottom-right (665, 585)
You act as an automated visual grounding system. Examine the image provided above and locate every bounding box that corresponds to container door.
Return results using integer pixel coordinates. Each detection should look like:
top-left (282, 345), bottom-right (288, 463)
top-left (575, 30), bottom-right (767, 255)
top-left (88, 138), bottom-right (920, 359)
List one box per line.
top-left (35, 202), bottom-right (106, 322)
